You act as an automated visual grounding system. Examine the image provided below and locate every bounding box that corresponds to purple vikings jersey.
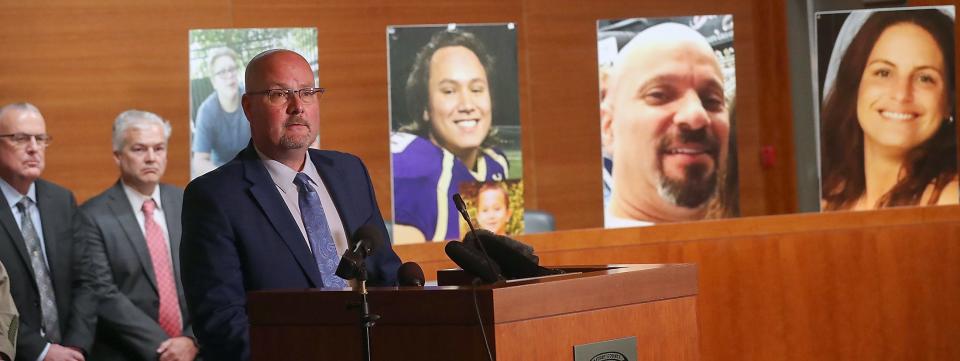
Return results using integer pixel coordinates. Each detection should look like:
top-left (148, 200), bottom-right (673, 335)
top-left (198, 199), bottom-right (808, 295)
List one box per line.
top-left (391, 132), bottom-right (509, 241)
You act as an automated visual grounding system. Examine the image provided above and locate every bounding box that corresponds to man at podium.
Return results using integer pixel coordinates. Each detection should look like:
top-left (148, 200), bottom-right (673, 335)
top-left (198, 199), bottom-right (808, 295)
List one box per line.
top-left (180, 49), bottom-right (401, 361)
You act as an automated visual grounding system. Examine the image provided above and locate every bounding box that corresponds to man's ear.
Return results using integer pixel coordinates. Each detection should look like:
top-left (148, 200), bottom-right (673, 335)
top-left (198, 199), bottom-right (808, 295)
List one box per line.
top-left (600, 100), bottom-right (615, 152)
top-left (241, 95), bottom-right (252, 124)
top-left (112, 151), bottom-right (121, 167)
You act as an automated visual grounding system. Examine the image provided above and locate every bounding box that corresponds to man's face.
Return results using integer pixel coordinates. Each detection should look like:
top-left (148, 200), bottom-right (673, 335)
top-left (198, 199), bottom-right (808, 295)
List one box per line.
top-left (114, 123), bottom-right (167, 192)
top-left (210, 55), bottom-right (240, 97)
top-left (426, 46), bottom-right (493, 155)
top-left (243, 52), bottom-right (319, 154)
top-left (0, 109), bottom-right (47, 185)
top-left (603, 37), bottom-right (729, 217)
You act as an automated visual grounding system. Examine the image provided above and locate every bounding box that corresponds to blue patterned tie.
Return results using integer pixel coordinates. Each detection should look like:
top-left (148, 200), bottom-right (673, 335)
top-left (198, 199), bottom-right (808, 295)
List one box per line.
top-left (293, 173), bottom-right (347, 288)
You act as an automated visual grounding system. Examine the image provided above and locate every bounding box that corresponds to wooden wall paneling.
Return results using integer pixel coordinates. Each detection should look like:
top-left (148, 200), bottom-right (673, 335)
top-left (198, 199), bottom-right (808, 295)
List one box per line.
top-left (0, 0), bottom-right (234, 201)
top-left (520, 0), bottom-right (798, 230)
top-left (395, 205), bottom-right (960, 361)
top-left (749, 0), bottom-right (798, 215)
top-left (4, 0), bottom-right (803, 223)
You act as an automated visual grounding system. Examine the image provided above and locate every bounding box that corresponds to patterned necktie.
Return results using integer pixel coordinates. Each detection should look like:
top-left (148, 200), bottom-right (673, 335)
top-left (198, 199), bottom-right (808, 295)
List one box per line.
top-left (142, 199), bottom-right (182, 337)
top-left (15, 197), bottom-right (61, 343)
top-left (293, 173), bottom-right (347, 288)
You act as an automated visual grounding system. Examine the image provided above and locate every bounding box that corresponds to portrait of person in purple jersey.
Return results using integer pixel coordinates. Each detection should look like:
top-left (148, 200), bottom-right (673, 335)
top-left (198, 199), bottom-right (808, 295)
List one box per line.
top-left (389, 24), bottom-right (521, 243)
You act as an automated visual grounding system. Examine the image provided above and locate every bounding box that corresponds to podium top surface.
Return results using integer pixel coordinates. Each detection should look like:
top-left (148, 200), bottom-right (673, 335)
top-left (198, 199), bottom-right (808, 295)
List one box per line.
top-left (248, 263), bottom-right (697, 326)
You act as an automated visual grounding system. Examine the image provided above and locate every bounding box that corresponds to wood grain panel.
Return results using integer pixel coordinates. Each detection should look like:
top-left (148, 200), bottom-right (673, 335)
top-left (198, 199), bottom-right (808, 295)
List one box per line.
top-left (496, 296), bottom-right (700, 361)
top-left (519, 0), bottom-right (797, 228)
top-left (0, 0), bottom-right (233, 200)
top-left (396, 205), bottom-right (960, 361)
top-left (1, 0), bottom-right (798, 226)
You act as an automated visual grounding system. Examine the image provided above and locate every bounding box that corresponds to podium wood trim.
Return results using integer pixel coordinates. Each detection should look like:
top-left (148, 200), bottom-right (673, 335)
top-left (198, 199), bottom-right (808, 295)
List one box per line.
top-left (248, 264), bottom-right (699, 360)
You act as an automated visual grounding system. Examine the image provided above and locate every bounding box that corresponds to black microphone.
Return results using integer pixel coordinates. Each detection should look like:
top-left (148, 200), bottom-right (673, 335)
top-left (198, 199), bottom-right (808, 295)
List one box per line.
top-left (444, 241), bottom-right (502, 284)
top-left (398, 262), bottom-right (425, 287)
top-left (464, 229), bottom-right (563, 279)
top-left (336, 224), bottom-right (385, 281)
top-left (452, 193), bottom-right (495, 263)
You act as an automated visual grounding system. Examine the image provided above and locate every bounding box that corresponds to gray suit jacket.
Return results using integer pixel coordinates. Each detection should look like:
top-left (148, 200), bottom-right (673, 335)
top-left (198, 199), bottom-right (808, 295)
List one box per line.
top-left (0, 179), bottom-right (97, 361)
top-left (78, 182), bottom-right (193, 361)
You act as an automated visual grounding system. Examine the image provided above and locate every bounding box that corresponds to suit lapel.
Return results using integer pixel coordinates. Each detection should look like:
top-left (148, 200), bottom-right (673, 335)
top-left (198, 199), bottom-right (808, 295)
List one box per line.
top-left (311, 151), bottom-right (354, 235)
top-left (106, 182), bottom-right (159, 291)
top-left (161, 185), bottom-right (182, 279)
top-left (241, 145), bottom-right (324, 287)
top-left (160, 184), bottom-right (189, 311)
top-left (0, 193), bottom-right (34, 286)
top-left (35, 181), bottom-right (62, 283)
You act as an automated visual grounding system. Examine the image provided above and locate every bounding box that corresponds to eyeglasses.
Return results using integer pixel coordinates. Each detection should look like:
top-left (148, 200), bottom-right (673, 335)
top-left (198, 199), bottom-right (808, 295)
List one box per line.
top-left (212, 66), bottom-right (238, 78)
top-left (0, 133), bottom-right (53, 148)
top-left (246, 87), bottom-right (326, 106)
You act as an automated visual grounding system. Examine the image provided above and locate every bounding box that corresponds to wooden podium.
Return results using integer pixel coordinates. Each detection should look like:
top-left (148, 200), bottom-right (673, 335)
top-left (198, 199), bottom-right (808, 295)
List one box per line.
top-left (247, 264), bottom-right (699, 360)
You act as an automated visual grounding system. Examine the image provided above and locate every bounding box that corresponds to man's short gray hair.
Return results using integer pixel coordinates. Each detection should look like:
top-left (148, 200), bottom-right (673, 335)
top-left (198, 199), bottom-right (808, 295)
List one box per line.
top-left (0, 102), bottom-right (42, 120)
top-left (112, 110), bottom-right (172, 151)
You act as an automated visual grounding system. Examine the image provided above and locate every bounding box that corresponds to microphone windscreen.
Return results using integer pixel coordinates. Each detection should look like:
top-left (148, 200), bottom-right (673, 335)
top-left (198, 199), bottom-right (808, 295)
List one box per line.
top-left (350, 223), bottom-right (385, 255)
top-left (398, 262), bottom-right (425, 287)
top-left (465, 230), bottom-right (561, 279)
top-left (444, 241), bottom-right (502, 284)
top-left (464, 229), bottom-right (539, 264)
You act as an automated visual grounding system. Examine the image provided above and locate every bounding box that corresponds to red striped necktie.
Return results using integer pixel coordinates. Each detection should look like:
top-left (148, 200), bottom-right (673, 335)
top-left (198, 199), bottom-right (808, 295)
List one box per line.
top-left (142, 199), bottom-right (182, 337)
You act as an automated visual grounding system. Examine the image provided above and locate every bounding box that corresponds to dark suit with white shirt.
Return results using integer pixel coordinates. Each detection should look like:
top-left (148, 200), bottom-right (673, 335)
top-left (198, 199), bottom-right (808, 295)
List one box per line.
top-left (180, 144), bottom-right (401, 361)
top-left (0, 179), bottom-right (97, 361)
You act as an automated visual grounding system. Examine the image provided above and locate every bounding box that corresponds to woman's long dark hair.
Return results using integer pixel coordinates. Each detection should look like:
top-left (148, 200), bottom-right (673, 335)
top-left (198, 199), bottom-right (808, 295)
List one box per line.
top-left (401, 29), bottom-right (500, 148)
top-left (820, 9), bottom-right (956, 210)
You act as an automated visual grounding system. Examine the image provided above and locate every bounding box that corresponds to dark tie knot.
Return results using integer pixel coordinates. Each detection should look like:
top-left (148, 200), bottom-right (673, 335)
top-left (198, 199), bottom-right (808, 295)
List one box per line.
top-left (142, 199), bottom-right (157, 216)
top-left (293, 173), bottom-right (315, 193)
top-left (15, 197), bottom-right (31, 213)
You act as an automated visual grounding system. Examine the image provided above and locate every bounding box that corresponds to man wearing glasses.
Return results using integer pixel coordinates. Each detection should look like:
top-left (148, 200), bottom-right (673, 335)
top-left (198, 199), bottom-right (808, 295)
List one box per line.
top-left (191, 47), bottom-right (250, 178)
top-left (0, 103), bottom-right (97, 361)
top-left (180, 49), bottom-right (401, 361)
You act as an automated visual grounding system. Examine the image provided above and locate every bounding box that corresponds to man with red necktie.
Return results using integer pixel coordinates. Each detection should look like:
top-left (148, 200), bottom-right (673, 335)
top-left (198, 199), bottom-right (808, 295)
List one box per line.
top-left (77, 110), bottom-right (197, 361)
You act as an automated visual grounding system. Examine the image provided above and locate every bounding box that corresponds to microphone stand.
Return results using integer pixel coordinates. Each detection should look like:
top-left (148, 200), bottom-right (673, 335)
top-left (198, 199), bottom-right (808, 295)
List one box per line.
top-left (357, 263), bottom-right (378, 361)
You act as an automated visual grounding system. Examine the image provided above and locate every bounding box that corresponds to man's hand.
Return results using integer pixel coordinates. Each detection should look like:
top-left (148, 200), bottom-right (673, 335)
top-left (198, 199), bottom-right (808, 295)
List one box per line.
top-left (44, 344), bottom-right (84, 361)
top-left (157, 336), bottom-right (198, 361)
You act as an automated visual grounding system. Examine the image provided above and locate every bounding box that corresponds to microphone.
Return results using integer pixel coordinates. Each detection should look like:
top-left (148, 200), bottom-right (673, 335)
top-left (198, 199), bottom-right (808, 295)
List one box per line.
top-left (444, 241), bottom-right (502, 284)
top-left (464, 229), bottom-right (563, 280)
top-left (398, 262), bottom-right (425, 287)
top-left (336, 224), bottom-right (385, 281)
top-left (452, 193), bottom-right (494, 261)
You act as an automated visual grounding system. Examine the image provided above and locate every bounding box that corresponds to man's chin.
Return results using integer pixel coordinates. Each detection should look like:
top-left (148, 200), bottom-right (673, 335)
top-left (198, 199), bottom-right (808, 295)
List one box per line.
top-left (20, 167), bottom-right (43, 179)
top-left (280, 135), bottom-right (313, 150)
top-left (657, 172), bottom-right (717, 209)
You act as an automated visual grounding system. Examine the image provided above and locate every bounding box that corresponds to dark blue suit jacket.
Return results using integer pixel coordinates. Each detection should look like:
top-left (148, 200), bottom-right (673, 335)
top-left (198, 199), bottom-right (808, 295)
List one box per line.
top-left (180, 144), bottom-right (401, 361)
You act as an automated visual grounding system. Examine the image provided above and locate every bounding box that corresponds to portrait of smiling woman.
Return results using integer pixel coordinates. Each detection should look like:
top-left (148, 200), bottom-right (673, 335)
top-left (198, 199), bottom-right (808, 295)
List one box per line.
top-left (388, 24), bottom-right (522, 243)
top-left (819, 8), bottom-right (959, 211)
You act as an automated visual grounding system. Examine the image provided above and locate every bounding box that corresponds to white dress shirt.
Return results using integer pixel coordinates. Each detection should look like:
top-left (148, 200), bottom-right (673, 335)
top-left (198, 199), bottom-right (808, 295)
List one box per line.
top-left (255, 148), bottom-right (349, 259)
top-left (121, 182), bottom-right (174, 260)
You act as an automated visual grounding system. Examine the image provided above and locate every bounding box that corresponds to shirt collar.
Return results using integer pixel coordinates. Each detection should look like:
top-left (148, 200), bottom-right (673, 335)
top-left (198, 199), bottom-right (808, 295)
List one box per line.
top-left (0, 177), bottom-right (36, 209)
top-left (255, 147), bottom-right (322, 193)
top-left (120, 181), bottom-right (163, 212)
